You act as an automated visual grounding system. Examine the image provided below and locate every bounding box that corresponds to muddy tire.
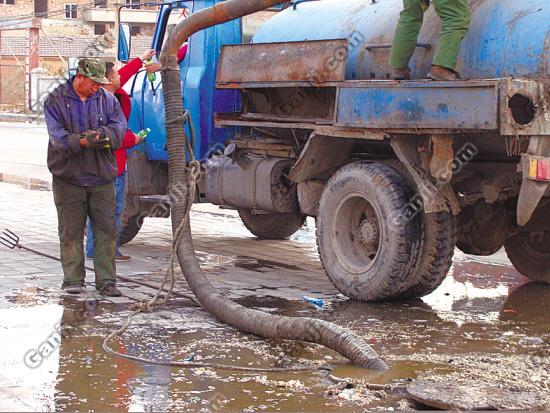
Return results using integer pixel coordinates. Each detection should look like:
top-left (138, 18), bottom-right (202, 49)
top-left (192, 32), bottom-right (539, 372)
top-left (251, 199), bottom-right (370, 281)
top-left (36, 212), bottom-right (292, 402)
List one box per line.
top-left (505, 232), bottom-right (550, 283)
top-left (120, 213), bottom-right (145, 245)
top-left (316, 162), bottom-right (422, 302)
top-left (456, 203), bottom-right (508, 256)
top-left (238, 210), bottom-right (306, 240)
top-left (383, 160), bottom-right (456, 298)
top-left (400, 212), bottom-right (456, 298)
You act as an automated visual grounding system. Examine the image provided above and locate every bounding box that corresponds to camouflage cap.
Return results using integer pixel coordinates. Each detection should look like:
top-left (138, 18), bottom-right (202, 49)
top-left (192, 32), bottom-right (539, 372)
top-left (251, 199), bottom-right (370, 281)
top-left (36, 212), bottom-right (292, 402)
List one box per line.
top-left (77, 58), bottom-right (111, 85)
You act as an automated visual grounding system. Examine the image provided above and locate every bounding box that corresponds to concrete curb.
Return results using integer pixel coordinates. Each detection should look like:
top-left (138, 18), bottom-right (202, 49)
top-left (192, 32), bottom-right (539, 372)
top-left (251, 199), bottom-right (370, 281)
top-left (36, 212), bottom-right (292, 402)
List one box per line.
top-left (0, 172), bottom-right (51, 191)
top-left (0, 112), bottom-right (45, 124)
top-left (0, 171), bottom-right (240, 218)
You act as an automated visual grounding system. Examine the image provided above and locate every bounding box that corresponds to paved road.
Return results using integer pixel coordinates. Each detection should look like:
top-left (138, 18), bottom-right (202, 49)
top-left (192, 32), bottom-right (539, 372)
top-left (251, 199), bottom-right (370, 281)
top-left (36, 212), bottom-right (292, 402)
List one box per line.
top-left (0, 121), bottom-right (50, 183)
top-left (0, 120), bottom-right (547, 412)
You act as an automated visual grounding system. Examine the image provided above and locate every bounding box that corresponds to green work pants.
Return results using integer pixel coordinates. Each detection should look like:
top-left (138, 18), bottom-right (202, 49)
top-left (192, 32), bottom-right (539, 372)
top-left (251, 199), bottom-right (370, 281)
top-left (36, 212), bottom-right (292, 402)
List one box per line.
top-left (52, 177), bottom-right (117, 290)
top-left (390, 0), bottom-right (470, 70)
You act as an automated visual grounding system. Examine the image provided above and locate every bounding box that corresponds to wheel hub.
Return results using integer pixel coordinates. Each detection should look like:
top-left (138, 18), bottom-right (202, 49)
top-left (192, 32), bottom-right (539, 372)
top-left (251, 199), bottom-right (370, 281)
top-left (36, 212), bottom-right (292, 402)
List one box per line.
top-left (359, 217), bottom-right (379, 248)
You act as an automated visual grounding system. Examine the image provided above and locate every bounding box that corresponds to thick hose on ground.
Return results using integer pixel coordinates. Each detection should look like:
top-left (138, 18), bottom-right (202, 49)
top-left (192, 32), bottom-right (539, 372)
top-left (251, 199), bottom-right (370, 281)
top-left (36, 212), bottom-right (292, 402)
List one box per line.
top-left (160, 0), bottom-right (388, 371)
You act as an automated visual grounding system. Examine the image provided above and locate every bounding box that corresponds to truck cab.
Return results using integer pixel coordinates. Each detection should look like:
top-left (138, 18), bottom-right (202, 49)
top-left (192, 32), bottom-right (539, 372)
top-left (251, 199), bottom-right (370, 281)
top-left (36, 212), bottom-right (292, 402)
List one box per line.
top-left (116, 1), bottom-right (283, 242)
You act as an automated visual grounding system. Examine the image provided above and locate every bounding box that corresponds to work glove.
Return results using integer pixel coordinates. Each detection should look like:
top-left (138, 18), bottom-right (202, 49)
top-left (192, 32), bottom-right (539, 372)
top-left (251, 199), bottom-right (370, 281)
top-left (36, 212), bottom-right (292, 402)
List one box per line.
top-left (82, 130), bottom-right (111, 150)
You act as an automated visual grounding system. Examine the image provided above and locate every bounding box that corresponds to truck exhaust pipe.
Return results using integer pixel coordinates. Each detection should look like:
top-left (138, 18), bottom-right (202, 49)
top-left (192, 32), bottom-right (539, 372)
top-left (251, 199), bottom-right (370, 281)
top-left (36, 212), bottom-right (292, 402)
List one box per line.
top-left (159, 0), bottom-right (387, 370)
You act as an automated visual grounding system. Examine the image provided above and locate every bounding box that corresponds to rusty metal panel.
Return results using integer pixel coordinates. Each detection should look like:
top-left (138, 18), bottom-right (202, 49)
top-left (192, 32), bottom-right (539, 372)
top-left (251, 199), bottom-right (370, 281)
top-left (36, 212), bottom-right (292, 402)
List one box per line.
top-left (217, 39), bottom-right (348, 85)
top-left (499, 79), bottom-right (550, 136)
top-left (335, 80), bottom-right (500, 130)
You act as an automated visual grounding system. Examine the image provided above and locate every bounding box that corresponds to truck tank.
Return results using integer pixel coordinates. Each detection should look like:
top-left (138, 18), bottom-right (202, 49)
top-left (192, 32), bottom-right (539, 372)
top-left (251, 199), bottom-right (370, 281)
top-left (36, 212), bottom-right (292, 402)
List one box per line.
top-left (252, 0), bottom-right (550, 81)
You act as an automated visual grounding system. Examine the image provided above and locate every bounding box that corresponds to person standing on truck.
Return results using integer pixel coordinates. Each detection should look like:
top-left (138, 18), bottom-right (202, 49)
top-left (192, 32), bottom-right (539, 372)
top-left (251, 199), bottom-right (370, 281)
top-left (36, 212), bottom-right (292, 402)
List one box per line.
top-left (86, 49), bottom-right (160, 262)
top-left (390, 0), bottom-right (471, 81)
top-left (44, 58), bottom-right (127, 296)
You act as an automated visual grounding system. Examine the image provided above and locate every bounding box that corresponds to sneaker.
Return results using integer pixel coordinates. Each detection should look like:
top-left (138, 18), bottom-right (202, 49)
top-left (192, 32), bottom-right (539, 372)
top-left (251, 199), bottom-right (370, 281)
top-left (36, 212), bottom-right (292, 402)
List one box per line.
top-left (64, 284), bottom-right (84, 294)
top-left (428, 65), bottom-right (459, 81)
top-left (99, 285), bottom-right (122, 297)
top-left (115, 254), bottom-right (131, 261)
top-left (393, 67), bottom-right (410, 80)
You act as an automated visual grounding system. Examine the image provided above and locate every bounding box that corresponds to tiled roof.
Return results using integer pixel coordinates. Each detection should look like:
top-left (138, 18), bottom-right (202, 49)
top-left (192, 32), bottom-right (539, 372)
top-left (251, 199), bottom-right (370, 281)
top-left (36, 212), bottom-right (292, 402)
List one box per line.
top-left (1, 35), bottom-right (153, 58)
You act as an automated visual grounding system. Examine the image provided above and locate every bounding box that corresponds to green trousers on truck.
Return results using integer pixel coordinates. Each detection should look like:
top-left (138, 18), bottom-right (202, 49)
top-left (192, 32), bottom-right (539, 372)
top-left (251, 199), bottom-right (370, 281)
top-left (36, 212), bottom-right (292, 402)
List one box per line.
top-left (52, 177), bottom-right (117, 290)
top-left (390, 0), bottom-right (471, 70)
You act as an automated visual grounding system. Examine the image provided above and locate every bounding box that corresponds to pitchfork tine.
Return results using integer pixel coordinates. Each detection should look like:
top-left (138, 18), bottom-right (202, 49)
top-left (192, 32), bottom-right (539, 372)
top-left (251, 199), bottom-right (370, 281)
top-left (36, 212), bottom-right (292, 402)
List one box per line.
top-left (0, 228), bottom-right (20, 249)
top-left (4, 229), bottom-right (19, 242)
top-left (0, 239), bottom-right (14, 249)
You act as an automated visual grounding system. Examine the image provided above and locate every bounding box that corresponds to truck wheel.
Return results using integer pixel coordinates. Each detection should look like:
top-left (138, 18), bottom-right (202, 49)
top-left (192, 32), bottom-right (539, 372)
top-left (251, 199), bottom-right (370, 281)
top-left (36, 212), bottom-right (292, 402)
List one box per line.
top-left (120, 213), bottom-right (145, 245)
top-left (238, 210), bottom-right (306, 239)
top-left (456, 204), bottom-right (509, 256)
top-left (400, 212), bottom-right (456, 298)
top-left (505, 232), bottom-right (550, 283)
top-left (316, 162), bottom-right (422, 301)
top-left (382, 160), bottom-right (456, 298)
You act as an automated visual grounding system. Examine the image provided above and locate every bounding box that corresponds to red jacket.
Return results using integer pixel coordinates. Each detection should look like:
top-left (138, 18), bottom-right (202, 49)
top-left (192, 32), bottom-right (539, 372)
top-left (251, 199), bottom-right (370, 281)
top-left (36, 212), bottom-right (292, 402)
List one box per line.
top-left (114, 57), bottom-right (143, 176)
top-left (177, 44), bottom-right (188, 64)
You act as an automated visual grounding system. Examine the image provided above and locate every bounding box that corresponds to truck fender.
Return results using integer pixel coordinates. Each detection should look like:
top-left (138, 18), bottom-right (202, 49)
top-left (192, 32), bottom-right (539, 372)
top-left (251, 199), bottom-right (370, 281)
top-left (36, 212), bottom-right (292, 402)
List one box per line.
top-left (390, 136), bottom-right (460, 215)
top-left (288, 133), bottom-right (353, 183)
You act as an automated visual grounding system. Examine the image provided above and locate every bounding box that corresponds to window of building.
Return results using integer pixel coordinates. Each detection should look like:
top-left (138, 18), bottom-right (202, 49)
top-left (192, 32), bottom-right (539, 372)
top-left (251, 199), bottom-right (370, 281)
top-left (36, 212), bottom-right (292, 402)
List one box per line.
top-left (34, 0), bottom-right (47, 16)
top-left (64, 4), bottom-right (77, 18)
top-left (94, 24), bottom-right (107, 35)
top-left (94, 0), bottom-right (107, 7)
top-left (1, 0), bottom-right (16, 5)
top-left (130, 25), bottom-right (141, 36)
top-left (125, 0), bottom-right (140, 10)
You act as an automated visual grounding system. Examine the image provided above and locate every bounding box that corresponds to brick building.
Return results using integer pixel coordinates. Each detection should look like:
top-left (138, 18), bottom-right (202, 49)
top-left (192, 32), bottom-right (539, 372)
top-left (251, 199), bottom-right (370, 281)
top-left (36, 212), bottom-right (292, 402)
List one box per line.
top-left (0, 0), bottom-right (157, 109)
top-left (0, 0), bottom-right (157, 37)
top-left (0, 1), bottom-right (279, 110)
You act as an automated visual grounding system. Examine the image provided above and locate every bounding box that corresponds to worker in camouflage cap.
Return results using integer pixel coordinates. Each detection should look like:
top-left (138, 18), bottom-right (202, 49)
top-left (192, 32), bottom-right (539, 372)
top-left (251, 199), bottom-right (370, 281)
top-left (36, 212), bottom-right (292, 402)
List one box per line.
top-left (77, 58), bottom-right (111, 85)
top-left (44, 56), bottom-right (127, 297)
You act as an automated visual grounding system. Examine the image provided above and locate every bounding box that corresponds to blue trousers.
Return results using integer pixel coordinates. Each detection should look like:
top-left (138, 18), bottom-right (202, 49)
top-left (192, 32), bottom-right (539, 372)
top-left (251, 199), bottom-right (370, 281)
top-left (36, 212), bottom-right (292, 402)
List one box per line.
top-left (86, 172), bottom-right (126, 258)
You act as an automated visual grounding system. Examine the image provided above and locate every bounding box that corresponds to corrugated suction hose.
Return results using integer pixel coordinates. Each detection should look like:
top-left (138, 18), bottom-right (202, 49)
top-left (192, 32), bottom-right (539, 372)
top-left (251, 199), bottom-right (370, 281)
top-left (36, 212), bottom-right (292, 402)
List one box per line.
top-left (160, 0), bottom-right (388, 371)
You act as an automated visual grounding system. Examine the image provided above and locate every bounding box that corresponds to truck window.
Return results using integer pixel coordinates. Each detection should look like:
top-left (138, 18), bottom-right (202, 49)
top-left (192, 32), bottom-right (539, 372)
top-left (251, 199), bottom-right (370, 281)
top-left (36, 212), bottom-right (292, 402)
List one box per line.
top-left (159, 8), bottom-right (189, 56)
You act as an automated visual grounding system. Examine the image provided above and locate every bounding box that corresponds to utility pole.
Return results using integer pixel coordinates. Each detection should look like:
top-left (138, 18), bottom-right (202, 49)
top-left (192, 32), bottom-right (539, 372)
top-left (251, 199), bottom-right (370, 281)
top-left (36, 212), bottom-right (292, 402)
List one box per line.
top-left (114, 2), bottom-right (120, 62)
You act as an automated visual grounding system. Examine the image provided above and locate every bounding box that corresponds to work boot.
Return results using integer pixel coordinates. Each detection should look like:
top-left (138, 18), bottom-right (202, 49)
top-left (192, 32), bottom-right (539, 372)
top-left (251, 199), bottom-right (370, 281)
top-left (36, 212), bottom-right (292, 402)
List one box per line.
top-left (428, 65), bottom-right (459, 81)
top-left (115, 254), bottom-right (131, 262)
top-left (99, 284), bottom-right (122, 297)
top-left (64, 283), bottom-right (85, 294)
top-left (392, 67), bottom-right (410, 80)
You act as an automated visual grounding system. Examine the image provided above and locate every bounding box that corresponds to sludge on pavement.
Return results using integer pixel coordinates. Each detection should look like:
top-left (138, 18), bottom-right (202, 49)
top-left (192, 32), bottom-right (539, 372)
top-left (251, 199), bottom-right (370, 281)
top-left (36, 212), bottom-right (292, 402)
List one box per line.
top-left (0, 182), bottom-right (548, 411)
top-left (1, 266), bottom-right (548, 411)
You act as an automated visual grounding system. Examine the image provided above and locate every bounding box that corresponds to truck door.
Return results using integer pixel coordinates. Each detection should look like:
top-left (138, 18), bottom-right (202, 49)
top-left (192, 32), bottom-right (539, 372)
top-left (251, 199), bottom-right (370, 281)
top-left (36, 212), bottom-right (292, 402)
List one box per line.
top-left (124, 0), bottom-right (241, 163)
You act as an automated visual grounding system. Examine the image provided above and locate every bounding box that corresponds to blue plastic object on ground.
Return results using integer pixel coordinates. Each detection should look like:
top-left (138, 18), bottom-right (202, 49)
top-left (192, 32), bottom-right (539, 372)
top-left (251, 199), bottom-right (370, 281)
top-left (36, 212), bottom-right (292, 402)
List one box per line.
top-left (302, 295), bottom-right (325, 310)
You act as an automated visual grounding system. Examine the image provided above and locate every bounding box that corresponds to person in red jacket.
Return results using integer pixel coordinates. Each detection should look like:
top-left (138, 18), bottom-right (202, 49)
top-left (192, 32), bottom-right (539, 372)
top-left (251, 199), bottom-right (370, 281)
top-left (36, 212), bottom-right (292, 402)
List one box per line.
top-left (86, 49), bottom-right (160, 261)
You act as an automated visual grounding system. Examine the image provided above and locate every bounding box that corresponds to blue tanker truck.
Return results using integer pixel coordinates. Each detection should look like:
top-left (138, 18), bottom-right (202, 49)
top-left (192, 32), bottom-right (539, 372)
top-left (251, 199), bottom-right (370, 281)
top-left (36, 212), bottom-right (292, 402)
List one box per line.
top-left (116, 0), bottom-right (550, 301)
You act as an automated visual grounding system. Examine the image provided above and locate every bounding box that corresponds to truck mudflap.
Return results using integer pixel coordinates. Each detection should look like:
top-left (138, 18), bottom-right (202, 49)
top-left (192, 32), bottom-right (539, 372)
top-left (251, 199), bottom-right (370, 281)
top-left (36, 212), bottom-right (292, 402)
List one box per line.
top-left (517, 136), bottom-right (550, 226)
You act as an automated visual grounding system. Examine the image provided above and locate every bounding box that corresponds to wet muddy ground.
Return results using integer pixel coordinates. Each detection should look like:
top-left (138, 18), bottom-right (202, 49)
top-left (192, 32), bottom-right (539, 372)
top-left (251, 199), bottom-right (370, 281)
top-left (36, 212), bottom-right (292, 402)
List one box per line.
top-left (0, 182), bottom-right (548, 411)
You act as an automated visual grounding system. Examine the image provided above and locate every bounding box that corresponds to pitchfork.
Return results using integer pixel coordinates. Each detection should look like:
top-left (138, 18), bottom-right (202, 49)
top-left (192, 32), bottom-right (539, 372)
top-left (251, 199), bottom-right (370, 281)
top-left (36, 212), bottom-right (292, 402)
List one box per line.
top-left (0, 228), bottom-right (200, 303)
top-left (1, 228), bottom-right (70, 264)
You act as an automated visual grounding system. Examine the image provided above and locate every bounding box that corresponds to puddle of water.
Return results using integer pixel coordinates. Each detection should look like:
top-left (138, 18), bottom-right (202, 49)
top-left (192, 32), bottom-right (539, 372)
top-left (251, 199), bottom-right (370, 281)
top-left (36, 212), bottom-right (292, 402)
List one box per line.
top-left (1, 251), bottom-right (549, 411)
top-left (233, 256), bottom-right (303, 272)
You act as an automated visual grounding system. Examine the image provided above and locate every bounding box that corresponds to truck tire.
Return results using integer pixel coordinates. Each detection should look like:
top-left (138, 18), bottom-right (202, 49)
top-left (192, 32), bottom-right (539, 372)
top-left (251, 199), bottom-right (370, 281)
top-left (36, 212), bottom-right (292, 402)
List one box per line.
top-left (316, 162), bottom-right (422, 301)
top-left (120, 213), bottom-right (145, 245)
top-left (238, 210), bottom-right (306, 239)
top-left (456, 204), bottom-right (509, 256)
top-left (504, 232), bottom-right (550, 283)
top-left (382, 160), bottom-right (456, 298)
top-left (400, 212), bottom-right (456, 298)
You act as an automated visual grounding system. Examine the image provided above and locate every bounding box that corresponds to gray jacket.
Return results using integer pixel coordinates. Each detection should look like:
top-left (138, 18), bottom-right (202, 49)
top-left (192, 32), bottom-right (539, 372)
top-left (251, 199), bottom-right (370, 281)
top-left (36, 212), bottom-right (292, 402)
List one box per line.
top-left (45, 78), bottom-right (127, 186)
